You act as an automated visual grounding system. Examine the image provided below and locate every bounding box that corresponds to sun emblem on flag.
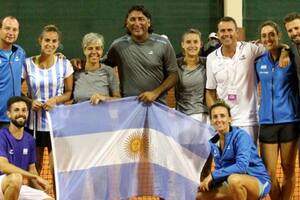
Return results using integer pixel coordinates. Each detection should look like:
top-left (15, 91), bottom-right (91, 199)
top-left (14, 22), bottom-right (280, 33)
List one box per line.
top-left (124, 130), bottom-right (150, 161)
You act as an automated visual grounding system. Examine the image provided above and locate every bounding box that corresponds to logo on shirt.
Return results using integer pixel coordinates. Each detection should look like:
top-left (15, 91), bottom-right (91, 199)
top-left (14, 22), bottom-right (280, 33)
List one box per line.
top-left (148, 51), bottom-right (153, 55)
top-left (213, 149), bottom-right (218, 157)
top-left (261, 65), bottom-right (267, 69)
top-left (0, 60), bottom-right (2, 64)
top-left (15, 56), bottom-right (20, 62)
top-left (9, 149), bottom-right (14, 155)
top-left (23, 148), bottom-right (28, 155)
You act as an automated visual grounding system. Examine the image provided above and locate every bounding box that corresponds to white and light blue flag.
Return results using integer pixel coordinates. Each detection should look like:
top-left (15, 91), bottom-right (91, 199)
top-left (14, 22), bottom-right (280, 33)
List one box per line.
top-left (48, 97), bottom-right (214, 200)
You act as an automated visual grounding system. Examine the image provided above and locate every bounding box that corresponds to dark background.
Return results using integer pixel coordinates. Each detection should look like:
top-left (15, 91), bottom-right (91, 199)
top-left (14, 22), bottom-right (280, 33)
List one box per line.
top-left (1, 0), bottom-right (300, 58)
top-left (0, 0), bottom-right (223, 58)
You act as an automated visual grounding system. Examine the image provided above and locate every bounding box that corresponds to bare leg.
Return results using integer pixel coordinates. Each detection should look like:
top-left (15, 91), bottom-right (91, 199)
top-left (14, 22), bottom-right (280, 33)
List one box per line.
top-left (280, 140), bottom-right (297, 200)
top-left (2, 173), bottom-right (22, 200)
top-left (196, 184), bottom-right (232, 200)
top-left (49, 150), bottom-right (56, 197)
top-left (227, 174), bottom-right (260, 200)
top-left (260, 143), bottom-right (281, 200)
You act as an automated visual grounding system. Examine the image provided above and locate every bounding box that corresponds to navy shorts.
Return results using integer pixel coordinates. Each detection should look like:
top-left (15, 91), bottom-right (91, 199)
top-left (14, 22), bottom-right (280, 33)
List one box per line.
top-left (259, 123), bottom-right (299, 144)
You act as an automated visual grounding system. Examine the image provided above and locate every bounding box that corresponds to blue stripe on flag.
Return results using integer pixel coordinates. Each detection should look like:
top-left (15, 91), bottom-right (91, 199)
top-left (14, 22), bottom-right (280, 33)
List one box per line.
top-left (48, 97), bottom-right (214, 200)
top-left (57, 163), bottom-right (199, 200)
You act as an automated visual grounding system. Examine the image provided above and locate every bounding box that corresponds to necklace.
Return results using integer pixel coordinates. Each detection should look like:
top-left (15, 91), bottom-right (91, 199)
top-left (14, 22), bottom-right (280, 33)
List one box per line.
top-left (35, 55), bottom-right (54, 69)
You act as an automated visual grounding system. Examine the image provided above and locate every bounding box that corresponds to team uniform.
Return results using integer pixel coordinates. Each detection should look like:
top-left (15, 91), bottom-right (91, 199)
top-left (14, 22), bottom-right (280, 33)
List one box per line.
top-left (210, 127), bottom-right (271, 199)
top-left (0, 45), bottom-right (26, 124)
top-left (256, 52), bottom-right (300, 143)
top-left (0, 128), bottom-right (52, 199)
top-left (22, 57), bottom-right (73, 148)
top-left (73, 64), bottom-right (119, 103)
top-left (105, 33), bottom-right (178, 104)
top-left (175, 56), bottom-right (208, 123)
top-left (206, 42), bottom-right (265, 142)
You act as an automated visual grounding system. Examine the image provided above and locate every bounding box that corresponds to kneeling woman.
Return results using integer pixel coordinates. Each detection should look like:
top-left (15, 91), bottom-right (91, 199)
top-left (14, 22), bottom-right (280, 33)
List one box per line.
top-left (197, 100), bottom-right (270, 200)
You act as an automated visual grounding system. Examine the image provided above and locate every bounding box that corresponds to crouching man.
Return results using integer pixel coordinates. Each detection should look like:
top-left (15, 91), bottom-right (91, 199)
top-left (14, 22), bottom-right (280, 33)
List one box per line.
top-left (0, 96), bottom-right (52, 200)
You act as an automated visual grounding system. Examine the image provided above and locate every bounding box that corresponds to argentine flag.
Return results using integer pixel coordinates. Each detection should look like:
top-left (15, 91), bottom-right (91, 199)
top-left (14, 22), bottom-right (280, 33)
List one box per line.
top-left (48, 97), bottom-right (213, 200)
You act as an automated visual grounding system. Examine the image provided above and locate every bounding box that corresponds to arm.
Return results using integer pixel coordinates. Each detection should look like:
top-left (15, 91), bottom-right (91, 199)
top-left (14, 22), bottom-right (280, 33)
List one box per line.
top-left (199, 173), bottom-right (213, 192)
top-left (205, 54), bottom-right (218, 108)
top-left (21, 79), bottom-right (43, 112)
top-left (252, 42), bottom-right (289, 67)
top-left (70, 58), bottom-right (84, 70)
top-left (138, 71), bottom-right (178, 103)
top-left (278, 44), bottom-right (290, 67)
top-left (90, 66), bottom-right (121, 104)
top-left (44, 74), bottom-right (73, 111)
top-left (90, 92), bottom-right (121, 104)
top-left (0, 157), bottom-right (38, 180)
top-left (211, 131), bottom-right (253, 182)
top-left (138, 39), bottom-right (178, 103)
top-left (28, 164), bottom-right (49, 191)
top-left (205, 89), bottom-right (217, 108)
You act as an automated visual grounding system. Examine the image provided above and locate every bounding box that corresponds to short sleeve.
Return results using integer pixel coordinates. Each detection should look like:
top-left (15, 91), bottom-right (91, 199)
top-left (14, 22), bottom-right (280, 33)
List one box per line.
top-left (28, 136), bottom-right (36, 164)
top-left (21, 58), bottom-right (29, 79)
top-left (65, 59), bottom-right (74, 78)
top-left (206, 54), bottom-right (217, 90)
top-left (107, 67), bottom-right (120, 94)
top-left (163, 40), bottom-right (178, 74)
top-left (0, 131), bottom-right (8, 159)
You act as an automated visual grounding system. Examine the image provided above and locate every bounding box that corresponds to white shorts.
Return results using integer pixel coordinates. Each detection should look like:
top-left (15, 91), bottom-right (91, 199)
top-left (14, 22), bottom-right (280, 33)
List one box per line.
top-left (0, 175), bottom-right (53, 200)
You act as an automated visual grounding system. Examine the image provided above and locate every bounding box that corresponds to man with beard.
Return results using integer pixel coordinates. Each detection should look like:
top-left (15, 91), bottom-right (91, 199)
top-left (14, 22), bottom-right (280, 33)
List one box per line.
top-left (284, 12), bottom-right (300, 178)
top-left (0, 96), bottom-right (52, 200)
top-left (284, 13), bottom-right (300, 94)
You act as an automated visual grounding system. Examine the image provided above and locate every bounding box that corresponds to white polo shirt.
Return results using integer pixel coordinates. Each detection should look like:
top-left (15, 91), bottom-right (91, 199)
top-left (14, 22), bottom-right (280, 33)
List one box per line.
top-left (206, 41), bottom-right (265, 126)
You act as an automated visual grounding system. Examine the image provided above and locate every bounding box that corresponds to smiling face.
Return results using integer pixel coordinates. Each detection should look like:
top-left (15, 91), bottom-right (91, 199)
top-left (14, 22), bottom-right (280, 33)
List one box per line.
top-left (0, 17), bottom-right (19, 48)
top-left (210, 106), bottom-right (231, 135)
top-left (7, 101), bottom-right (28, 128)
top-left (84, 41), bottom-right (103, 65)
top-left (217, 21), bottom-right (238, 48)
top-left (285, 18), bottom-right (300, 45)
top-left (260, 25), bottom-right (280, 51)
top-left (126, 10), bottom-right (151, 42)
top-left (181, 33), bottom-right (202, 57)
top-left (39, 31), bottom-right (59, 56)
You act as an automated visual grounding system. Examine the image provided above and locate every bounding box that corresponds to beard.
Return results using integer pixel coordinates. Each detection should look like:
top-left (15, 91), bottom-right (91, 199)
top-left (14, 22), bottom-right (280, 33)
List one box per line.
top-left (11, 117), bottom-right (26, 128)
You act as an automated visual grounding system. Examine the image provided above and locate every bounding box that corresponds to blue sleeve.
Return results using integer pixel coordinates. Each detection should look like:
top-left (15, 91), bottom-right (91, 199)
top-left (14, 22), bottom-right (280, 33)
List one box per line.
top-left (210, 144), bottom-right (222, 170)
top-left (29, 137), bottom-right (36, 164)
top-left (0, 133), bottom-right (8, 159)
top-left (212, 131), bottom-right (252, 182)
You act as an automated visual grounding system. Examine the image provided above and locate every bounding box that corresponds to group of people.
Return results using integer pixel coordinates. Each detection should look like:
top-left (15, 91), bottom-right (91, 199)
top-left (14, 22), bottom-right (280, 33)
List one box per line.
top-left (1, 4), bottom-right (300, 200)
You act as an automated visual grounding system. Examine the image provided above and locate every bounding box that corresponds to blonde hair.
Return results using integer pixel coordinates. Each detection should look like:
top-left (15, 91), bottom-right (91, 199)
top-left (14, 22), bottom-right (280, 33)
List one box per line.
top-left (81, 32), bottom-right (104, 49)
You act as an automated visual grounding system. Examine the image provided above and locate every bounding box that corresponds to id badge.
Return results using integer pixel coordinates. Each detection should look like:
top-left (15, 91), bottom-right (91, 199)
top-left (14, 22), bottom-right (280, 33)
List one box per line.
top-left (227, 88), bottom-right (237, 102)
